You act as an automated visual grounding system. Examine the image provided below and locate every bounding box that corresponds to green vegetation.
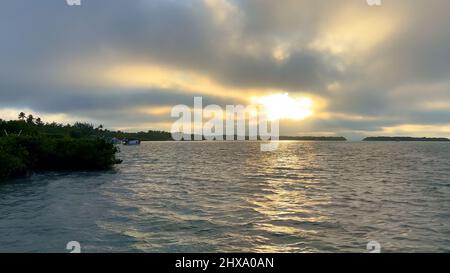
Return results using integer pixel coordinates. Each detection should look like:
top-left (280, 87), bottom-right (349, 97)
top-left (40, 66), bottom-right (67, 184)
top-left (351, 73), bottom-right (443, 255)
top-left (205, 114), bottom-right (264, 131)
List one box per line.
top-left (1, 113), bottom-right (173, 142)
top-left (0, 113), bottom-right (121, 181)
top-left (363, 136), bottom-right (450, 142)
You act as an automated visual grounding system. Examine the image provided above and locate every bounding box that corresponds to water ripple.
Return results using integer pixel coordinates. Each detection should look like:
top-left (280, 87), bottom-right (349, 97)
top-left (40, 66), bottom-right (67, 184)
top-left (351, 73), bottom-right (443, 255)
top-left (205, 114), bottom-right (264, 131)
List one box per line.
top-left (0, 141), bottom-right (449, 252)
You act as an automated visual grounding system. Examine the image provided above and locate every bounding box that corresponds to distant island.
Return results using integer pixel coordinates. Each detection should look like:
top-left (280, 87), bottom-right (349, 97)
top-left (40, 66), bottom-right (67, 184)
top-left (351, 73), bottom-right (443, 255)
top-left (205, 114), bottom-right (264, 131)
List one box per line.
top-left (173, 134), bottom-right (347, 141)
top-left (363, 136), bottom-right (450, 142)
top-left (280, 136), bottom-right (347, 141)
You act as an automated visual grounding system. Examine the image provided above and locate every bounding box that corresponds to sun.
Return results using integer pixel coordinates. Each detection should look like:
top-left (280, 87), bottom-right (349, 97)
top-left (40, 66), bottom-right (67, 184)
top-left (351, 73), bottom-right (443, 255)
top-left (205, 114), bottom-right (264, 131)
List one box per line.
top-left (252, 93), bottom-right (313, 121)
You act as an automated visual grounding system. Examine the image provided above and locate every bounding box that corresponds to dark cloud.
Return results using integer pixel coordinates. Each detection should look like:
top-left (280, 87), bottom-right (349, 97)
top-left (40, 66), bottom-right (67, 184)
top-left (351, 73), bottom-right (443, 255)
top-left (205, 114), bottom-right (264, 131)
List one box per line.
top-left (0, 0), bottom-right (450, 135)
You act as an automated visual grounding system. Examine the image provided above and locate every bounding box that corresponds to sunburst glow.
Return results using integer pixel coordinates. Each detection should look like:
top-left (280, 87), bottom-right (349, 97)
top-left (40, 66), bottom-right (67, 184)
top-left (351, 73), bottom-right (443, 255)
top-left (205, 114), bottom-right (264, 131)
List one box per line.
top-left (252, 93), bottom-right (313, 121)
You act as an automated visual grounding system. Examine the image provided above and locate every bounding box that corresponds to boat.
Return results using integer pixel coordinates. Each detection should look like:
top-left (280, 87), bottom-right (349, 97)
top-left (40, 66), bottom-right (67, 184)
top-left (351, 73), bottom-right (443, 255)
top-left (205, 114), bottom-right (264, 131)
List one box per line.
top-left (110, 137), bottom-right (123, 145)
top-left (123, 139), bottom-right (141, 145)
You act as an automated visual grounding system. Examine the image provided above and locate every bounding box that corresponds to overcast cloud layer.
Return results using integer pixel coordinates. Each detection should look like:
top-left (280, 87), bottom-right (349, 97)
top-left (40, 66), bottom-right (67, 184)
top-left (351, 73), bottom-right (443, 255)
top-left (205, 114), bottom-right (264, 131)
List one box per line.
top-left (1, 0), bottom-right (450, 138)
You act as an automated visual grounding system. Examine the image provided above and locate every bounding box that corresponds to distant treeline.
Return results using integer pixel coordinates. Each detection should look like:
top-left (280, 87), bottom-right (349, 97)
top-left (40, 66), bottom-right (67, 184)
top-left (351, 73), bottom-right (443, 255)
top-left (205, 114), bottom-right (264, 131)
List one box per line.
top-left (171, 134), bottom-right (347, 141)
top-left (363, 136), bottom-right (450, 142)
top-left (0, 115), bottom-right (172, 142)
top-left (279, 136), bottom-right (347, 141)
top-left (105, 130), bottom-right (173, 141)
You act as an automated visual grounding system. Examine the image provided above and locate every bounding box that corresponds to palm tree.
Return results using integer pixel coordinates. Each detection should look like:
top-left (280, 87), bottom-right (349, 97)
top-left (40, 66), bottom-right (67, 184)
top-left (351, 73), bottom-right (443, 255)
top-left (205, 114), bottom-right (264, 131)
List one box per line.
top-left (18, 112), bottom-right (26, 120)
top-left (26, 114), bottom-right (34, 124)
top-left (35, 117), bottom-right (43, 126)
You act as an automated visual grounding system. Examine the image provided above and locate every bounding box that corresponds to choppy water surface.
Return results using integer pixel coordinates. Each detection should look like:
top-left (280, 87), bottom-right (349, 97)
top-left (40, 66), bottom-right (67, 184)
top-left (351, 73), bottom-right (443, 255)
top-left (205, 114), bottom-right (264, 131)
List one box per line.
top-left (0, 141), bottom-right (449, 252)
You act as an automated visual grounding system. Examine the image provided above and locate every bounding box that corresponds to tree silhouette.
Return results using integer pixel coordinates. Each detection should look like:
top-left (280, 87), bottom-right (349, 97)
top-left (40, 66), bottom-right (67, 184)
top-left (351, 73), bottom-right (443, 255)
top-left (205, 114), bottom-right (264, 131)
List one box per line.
top-left (26, 114), bottom-right (34, 124)
top-left (35, 117), bottom-right (44, 126)
top-left (18, 112), bottom-right (26, 120)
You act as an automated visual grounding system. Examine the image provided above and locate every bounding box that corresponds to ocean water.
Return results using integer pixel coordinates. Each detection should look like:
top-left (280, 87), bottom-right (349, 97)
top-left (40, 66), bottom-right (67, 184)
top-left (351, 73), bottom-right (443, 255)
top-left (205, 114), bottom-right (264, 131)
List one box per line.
top-left (0, 141), bottom-right (449, 253)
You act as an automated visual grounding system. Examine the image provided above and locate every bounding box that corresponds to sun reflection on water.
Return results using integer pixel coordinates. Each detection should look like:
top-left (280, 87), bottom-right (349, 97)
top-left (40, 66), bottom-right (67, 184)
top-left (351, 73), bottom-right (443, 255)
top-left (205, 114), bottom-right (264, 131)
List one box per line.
top-left (241, 143), bottom-right (332, 252)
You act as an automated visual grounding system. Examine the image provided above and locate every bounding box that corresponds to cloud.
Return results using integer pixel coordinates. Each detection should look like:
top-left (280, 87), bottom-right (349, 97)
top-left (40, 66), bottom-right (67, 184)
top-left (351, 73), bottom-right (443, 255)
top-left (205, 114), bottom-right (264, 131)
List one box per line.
top-left (0, 0), bottom-right (450, 136)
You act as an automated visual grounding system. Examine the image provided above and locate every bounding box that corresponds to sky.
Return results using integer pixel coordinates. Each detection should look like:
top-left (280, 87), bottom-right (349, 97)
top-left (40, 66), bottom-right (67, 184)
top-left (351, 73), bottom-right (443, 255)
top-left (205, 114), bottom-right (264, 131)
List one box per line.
top-left (1, 0), bottom-right (450, 140)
